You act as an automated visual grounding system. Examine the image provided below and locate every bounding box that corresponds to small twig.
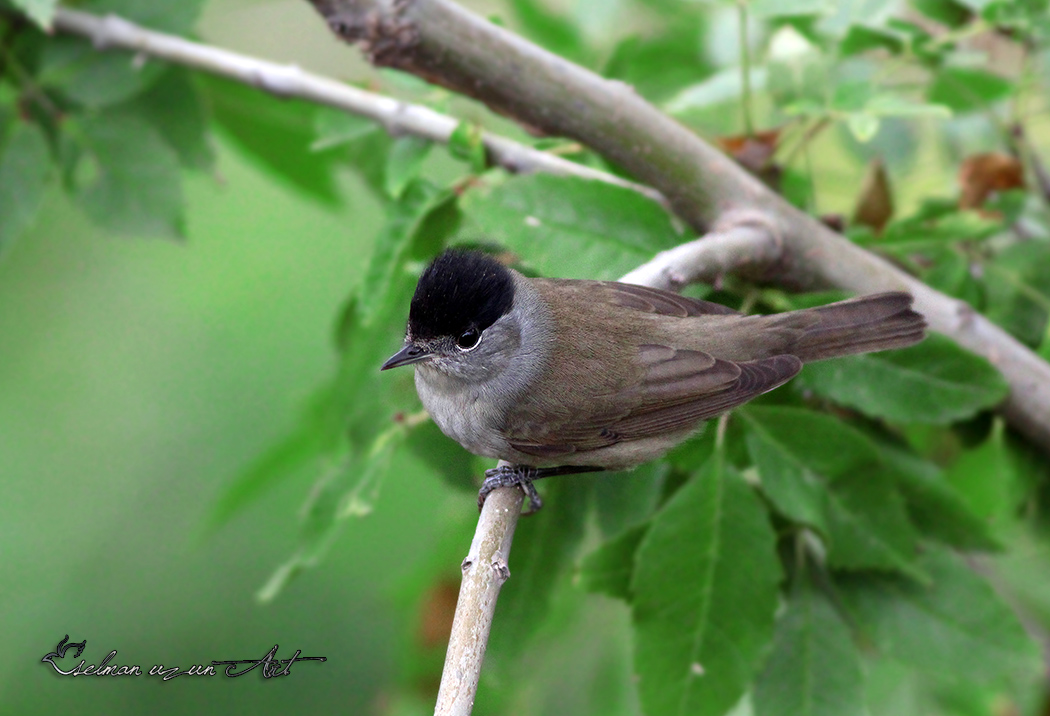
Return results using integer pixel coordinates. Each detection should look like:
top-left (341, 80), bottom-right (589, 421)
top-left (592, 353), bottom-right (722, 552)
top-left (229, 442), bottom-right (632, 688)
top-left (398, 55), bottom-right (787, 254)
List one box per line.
top-left (619, 215), bottom-right (782, 290)
top-left (435, 463), bottom-right (523, 716)
top-left (48, 8), bottom-right (666, 206)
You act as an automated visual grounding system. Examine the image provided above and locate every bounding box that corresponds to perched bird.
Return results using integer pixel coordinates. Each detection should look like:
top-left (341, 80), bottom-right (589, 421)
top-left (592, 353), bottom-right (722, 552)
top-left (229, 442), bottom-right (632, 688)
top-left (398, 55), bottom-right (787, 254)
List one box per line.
top-left (382, 249), bottom-right (926, 512)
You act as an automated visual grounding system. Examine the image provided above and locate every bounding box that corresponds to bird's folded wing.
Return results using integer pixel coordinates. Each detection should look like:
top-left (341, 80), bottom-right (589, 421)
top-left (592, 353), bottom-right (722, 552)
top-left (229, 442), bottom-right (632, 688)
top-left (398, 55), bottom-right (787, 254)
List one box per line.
top-left (505, 346), bottom-right (801, 458)
top-left (550, 279), bottom-right (742, 317)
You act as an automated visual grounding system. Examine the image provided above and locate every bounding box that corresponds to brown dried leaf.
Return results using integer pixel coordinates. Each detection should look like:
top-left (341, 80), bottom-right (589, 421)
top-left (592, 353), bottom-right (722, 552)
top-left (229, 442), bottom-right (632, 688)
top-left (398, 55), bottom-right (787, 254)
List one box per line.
top-left (853, 158), bottom-right (894, 233)
top-left (958, 152), bottom-right (1024, 210)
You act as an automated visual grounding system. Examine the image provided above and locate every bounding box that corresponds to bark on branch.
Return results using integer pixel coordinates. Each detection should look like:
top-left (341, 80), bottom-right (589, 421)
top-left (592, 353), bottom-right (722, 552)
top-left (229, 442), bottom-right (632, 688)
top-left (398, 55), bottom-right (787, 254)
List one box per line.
top-left (304, 0), bottom-right (1050, 450)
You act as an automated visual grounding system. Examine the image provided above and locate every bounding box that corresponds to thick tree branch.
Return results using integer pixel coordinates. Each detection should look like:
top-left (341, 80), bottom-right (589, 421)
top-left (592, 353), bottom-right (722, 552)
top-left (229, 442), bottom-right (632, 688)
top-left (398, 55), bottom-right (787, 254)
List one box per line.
top-left (305, 0), bottom-right (1050, 450)
top-left (49, 8), bottom-right (666, 205)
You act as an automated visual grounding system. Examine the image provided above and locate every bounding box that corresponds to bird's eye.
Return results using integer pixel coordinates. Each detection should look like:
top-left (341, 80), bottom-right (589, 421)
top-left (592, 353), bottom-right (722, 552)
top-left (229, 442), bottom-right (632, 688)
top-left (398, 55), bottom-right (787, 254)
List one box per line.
top-left (456, 327), bottom-right (481, 350)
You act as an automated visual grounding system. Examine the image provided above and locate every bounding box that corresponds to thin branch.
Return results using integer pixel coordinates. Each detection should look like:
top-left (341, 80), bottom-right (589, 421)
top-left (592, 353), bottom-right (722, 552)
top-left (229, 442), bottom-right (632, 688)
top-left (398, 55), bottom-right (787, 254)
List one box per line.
top-left (435, 463), bottom-right (523, 716)
top-left (49, 8), bottom-right (666, 206)
top-left (433, 227), bottom-right (779, 716)
top-left (305, 0), bottom-right (1050, 450)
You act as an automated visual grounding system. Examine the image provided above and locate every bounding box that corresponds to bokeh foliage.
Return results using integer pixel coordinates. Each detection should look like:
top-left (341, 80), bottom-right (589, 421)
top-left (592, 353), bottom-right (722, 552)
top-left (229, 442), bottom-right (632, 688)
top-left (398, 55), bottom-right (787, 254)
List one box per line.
top-left (2, 0), bottom-right (1050, 715)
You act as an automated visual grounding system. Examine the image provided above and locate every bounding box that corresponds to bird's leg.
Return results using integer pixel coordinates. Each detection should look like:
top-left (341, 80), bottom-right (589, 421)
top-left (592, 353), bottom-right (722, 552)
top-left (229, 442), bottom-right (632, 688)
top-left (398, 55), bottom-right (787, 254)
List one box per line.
top-left (478, 464), bottom-right (605, 514)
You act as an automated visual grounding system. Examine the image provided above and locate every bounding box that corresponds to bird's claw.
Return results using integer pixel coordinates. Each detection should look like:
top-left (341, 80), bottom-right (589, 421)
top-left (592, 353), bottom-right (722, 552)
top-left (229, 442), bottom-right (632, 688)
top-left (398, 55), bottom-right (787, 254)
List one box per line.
top-left (478, 465), bottom-right (543, 515)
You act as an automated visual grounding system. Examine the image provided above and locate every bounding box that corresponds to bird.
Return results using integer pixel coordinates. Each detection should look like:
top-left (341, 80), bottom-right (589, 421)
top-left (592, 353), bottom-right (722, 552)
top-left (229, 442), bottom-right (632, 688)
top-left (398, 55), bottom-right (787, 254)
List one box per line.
top-left (381, 249), bottom-right (926, 512)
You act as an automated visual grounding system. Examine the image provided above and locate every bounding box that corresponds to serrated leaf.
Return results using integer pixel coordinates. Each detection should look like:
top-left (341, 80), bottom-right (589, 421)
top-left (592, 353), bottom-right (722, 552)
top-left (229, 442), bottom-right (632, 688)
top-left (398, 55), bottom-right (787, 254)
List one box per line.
top-left (38, 36), bottom-right (166, 108)
top-left (753, 580), bottom-right (865, 716)
top-left (797, 334), bottom-right (1009, 424)
top-left (311, 107), bottom-right (376, 151)
top-left (742, 405), bottom-right (879, 529)
top-left (72, 113), bottom-right (184, 238)
top-left (847, 112), bottom-right (880, 142)
top-left (204, 76), bottom-right (340, 205)
top-left (605, 19), bottom-right (716, 103)
top-left (840, 25), bottom-right (905, 56)
top-left (578, 524), bottom-right (648, 601)
top-left (632, 457), bottom-right (780, 716)
top-left (0, 121), bottom-right (51, 252)
top-left (927, 67), bottom-right (1013, 112)
top-left (945, 419), bottom-right (1020, 531)
top-left (510, 0), bottom-right (585, 61)
top-left (487, 478), bottom-right (590, 659)
top-left (593, 462), bottom-right (668, 537)
top-left (461, 173), bottom-right (680, 280)
top-left (384, 136), bottom-right (433, 198)
top-left (448, 120), bottom-right (486, 173)
top-left (883, 446), bottom-right (1000, 551)
top-left (81, 0), bottom-right (205, 34)
top-left (10, 0), bottom-right (57, 28)
top-left (133, 68), bottom-right (214, 170)
top-left (405, 419), bottom-right (477, 493)
top-left (838, 547), bottom-right (1040, 681)
top-left (358, 181), bottom-right (458, 323)
top-left (983, 241), bottom-right (1050, 346)
top-left (911, 0), bottom-right (975, 27)
top-left (824, 468), bottom-right (926, 581)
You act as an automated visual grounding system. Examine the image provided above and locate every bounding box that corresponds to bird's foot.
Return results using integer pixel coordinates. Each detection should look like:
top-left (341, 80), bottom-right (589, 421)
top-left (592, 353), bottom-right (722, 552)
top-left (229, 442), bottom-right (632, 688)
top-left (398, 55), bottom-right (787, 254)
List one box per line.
top-left (477, 465), bottom-right (605, 515)
top-left (479, 465), bottom-right (544, 514)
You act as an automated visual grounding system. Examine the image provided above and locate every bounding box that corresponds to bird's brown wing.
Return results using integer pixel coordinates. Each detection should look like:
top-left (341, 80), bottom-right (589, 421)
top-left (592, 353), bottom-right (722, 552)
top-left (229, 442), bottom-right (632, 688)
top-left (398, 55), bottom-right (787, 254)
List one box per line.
top-left (504, 346), bottom-right (801, 459)
top-left (566, 280), bottom-right (742, 317)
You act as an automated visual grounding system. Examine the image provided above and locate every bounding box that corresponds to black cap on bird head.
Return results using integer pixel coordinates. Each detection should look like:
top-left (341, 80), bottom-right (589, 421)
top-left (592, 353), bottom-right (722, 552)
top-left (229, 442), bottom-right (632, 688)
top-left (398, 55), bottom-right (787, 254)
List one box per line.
top-left (407, 250), bottom-right (516, 341)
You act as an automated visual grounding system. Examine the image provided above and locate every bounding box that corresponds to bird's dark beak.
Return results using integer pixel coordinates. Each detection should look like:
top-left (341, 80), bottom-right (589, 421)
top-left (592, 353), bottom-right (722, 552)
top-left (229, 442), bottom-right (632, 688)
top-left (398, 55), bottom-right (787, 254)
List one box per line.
top-left (381, 343), bottom-right (432, 371)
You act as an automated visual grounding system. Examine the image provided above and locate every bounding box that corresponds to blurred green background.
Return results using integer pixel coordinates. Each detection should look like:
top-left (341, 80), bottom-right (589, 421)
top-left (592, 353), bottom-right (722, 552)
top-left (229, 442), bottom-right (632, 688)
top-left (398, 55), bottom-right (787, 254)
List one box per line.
top-left (0, 4), bottom-right (463, 709)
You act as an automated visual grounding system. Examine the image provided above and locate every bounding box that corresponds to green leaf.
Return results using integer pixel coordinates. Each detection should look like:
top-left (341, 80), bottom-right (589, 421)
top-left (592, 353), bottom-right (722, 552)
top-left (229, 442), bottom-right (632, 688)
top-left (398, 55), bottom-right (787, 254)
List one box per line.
top-left (927, 67), bottom-right (1013, 112)
top-left (741, 406), bottom-right (879, 530)
top-left (81, 0), bottom-right (205, 34)
top-left (510, 0), bottom-right (585, 61)
top-left (753, 579), bottom-right (865, 716)
top-left (10, 0), bottom-right (57, 28)
top-left (578, 524), bottom-right (648, 601)
top-left (604, 18), bottom-right (716, 103)
top-left (71, 113), bottom-right (184, 238)
top-left (384, 136), bottom-right (433, 198)
top-left (593, 462), bottom-right (668, 537)
top-left (461, 173), bottom-right (681, 280)
top-left (838, 547), bottom-right (1040, 681)
top-left (797, 334), bottom-right (1009, 424)
top-left (840, 25), bottom-right (904, 56)
top-left (133, 68), bottom-right (214, 170)
top-left (632, 457), bottom-right (780, 716)
top-left (846, 113), bottom-right (880, 143)
top-left (823, 468), bottom-right (926, 581)
top-left (0, 121), bottom-right (51, 252)
top-left (945, 419), bottom-right (1020, 531)
top-left (983, 241), bottom-right (1050, 346)
top-left (311, 107), bottom-right (376, 151)
top-left (358, 181), bottom-right (459, 323)
top-left (488, 478), bottom-right (590, 658)
top-left (204, 76), bottom-right (340, 205)
top-left (447, 120), bottom-right (486, 174)
top-left (38, 36), bottom-right (167, 108)
top-left (405, 419), bottom-right (477, 493)
top-left (884, 446), bottom-right (1001, 551)
top-left (742, 407), bottom-right (924, 577)
top-left (910, 0), bottom-right (974, 27)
